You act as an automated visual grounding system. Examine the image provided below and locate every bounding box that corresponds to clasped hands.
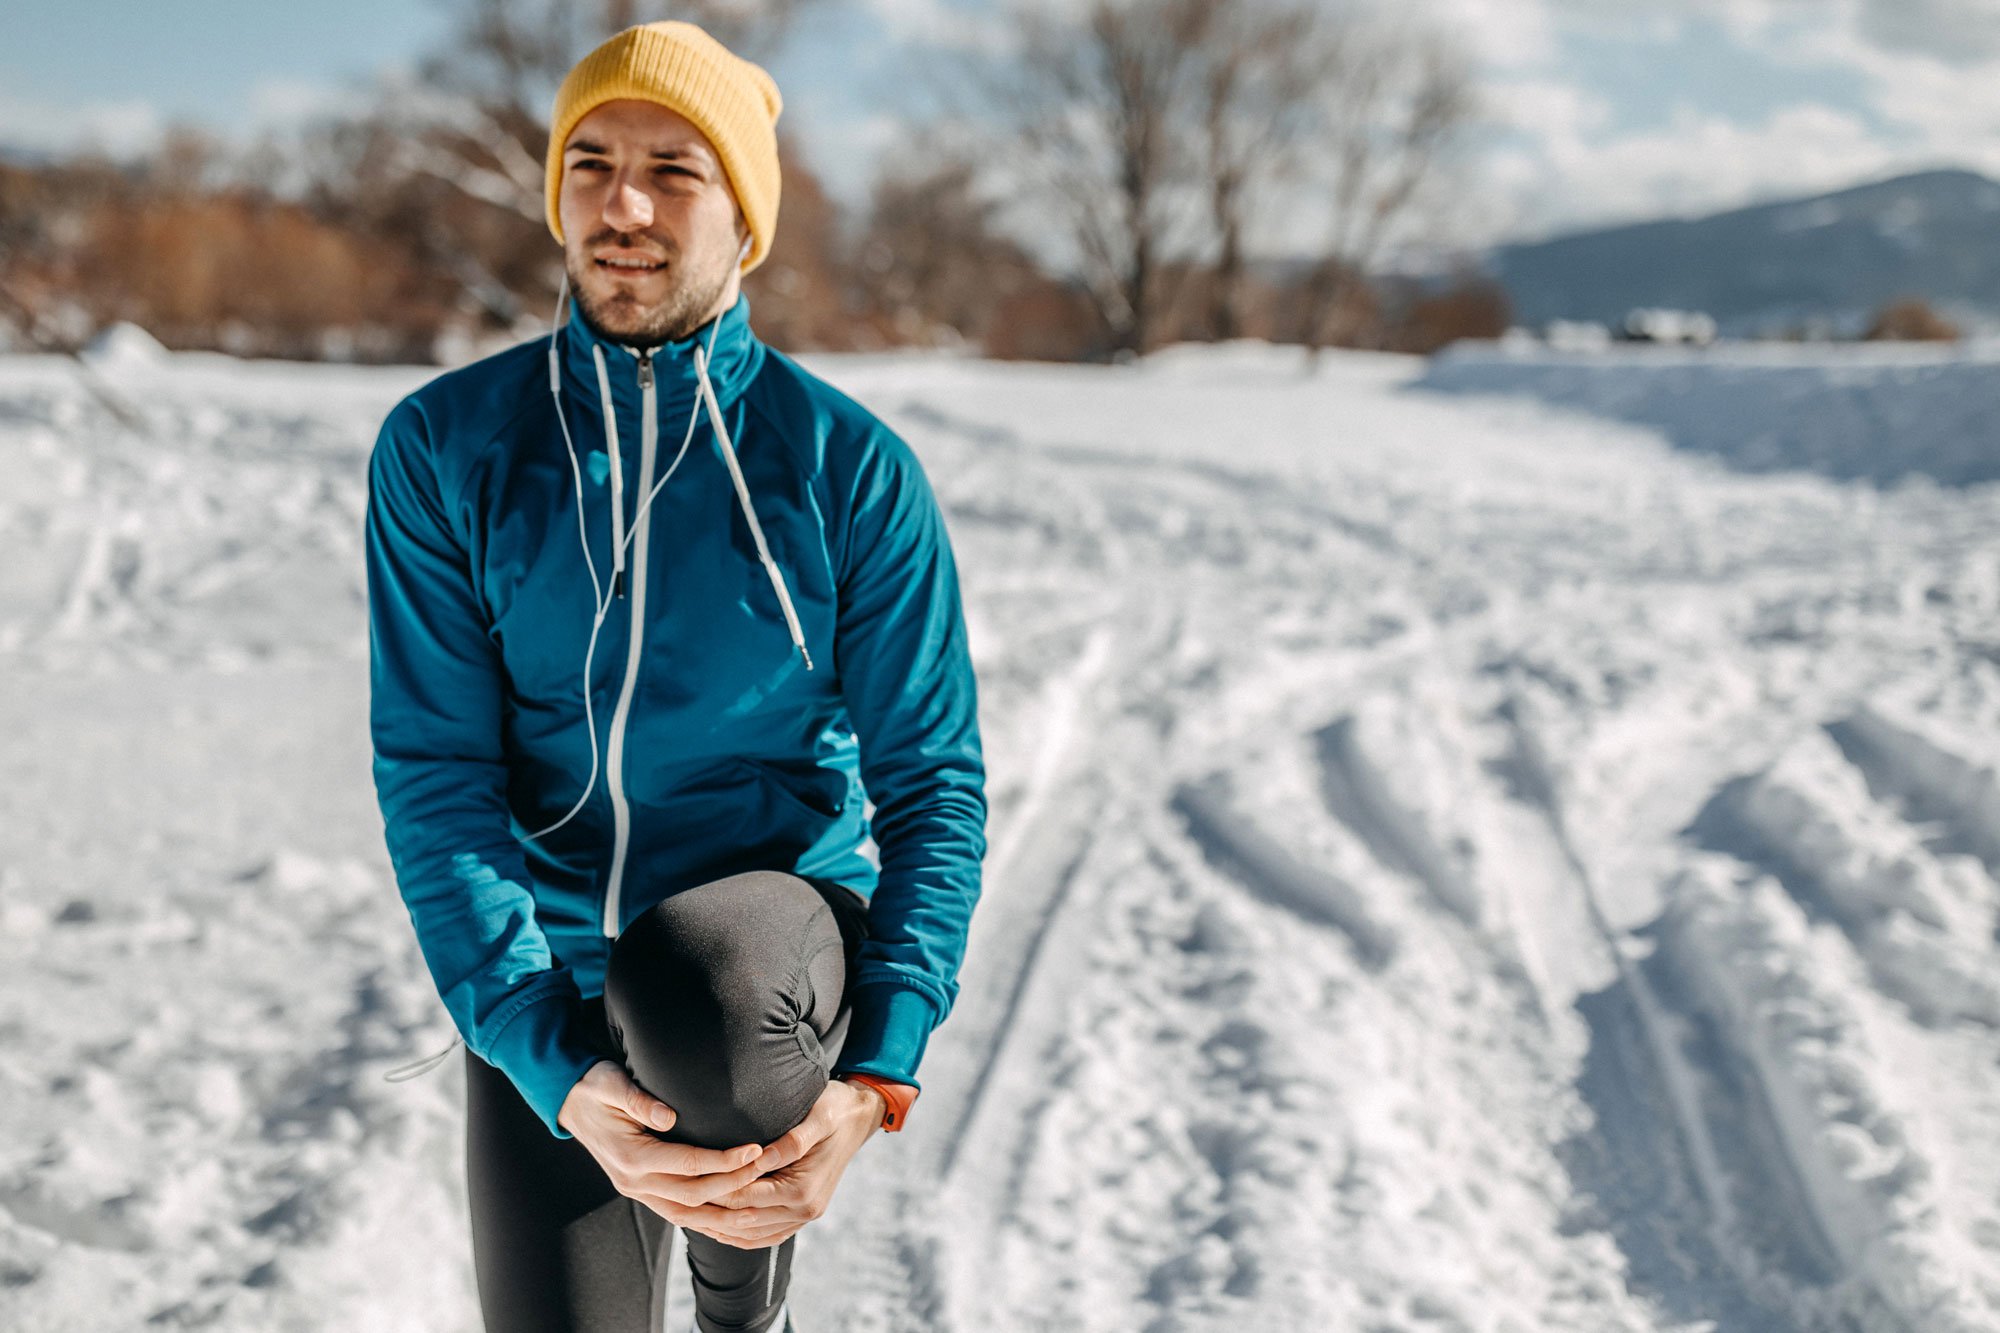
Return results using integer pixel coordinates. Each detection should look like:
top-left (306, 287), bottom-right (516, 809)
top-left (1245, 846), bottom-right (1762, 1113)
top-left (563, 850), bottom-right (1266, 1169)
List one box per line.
top-left (558, 1060), bottom-right (886, 1250)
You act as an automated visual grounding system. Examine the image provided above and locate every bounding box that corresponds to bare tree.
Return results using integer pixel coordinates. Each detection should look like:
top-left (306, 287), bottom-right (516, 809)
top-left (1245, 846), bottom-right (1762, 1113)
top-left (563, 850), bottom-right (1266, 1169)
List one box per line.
top-left (1296, 21), bottom-right (1475, 352)
top-left (854, 139), bottom-right (1044, 349)
top-left (1195, 0), bottom-right (1324, 341)
top-left (981, 0), bottom-right (1222, 358)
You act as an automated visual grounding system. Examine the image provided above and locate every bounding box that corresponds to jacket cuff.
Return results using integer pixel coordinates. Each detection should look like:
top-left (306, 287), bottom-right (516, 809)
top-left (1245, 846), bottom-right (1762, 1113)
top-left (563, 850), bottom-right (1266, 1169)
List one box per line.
top-left (830, 981), bottom-right (941, 1088)
top-left (482, 987), bottom-right (614, 1139)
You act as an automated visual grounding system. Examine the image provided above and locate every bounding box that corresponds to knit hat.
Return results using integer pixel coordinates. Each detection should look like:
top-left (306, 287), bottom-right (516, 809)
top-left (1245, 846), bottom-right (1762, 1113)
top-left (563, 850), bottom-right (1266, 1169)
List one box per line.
top-left (544, 21), bottom-right (783, 273)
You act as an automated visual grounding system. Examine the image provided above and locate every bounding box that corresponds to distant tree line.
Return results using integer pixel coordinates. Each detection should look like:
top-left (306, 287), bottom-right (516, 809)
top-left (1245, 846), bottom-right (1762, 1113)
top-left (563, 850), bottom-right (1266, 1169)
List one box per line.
top-left (0, 0), bottom-right (1504, 365)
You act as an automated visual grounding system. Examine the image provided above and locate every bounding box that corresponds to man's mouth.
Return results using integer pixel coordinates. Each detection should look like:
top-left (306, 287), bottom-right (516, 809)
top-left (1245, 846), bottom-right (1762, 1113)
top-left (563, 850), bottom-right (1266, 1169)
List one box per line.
top-left (596, 255), bottom-right (667, 273)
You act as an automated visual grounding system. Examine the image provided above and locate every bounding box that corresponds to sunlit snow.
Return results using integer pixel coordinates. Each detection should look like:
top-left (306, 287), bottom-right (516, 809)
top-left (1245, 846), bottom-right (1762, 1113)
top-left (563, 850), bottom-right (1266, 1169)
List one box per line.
top-left (1, 333), bottom-right (1996, 1332)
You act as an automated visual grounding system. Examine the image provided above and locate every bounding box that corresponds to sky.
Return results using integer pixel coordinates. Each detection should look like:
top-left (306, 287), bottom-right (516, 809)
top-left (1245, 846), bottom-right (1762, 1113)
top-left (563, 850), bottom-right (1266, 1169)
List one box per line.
top-left (10, 0), bottom-right (2000, 252)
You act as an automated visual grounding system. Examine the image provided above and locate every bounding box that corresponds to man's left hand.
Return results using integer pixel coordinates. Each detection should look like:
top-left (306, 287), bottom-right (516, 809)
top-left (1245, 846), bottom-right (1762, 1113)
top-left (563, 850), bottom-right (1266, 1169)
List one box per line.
top-left (664, 1077), bottom-right (886, 1249)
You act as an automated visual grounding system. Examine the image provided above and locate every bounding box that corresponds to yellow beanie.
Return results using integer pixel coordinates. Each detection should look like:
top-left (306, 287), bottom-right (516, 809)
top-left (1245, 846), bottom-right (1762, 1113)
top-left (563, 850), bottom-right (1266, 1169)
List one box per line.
top-left (544, 21), bottom-right (783, 273)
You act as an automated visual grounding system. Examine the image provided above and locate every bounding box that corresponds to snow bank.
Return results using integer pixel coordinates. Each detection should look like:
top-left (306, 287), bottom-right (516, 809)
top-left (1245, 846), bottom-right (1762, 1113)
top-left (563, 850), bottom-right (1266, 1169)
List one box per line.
top-left (79, 322), bottom-right (171, 372)
top-left (1415, 341), bottom-right (2000, 487)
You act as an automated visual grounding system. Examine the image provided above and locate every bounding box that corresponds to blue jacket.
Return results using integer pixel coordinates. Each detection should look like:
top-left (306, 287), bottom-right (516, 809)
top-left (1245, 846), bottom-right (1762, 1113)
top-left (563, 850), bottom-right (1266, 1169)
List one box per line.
top-left (365, 292), bottom-right (987, 1137)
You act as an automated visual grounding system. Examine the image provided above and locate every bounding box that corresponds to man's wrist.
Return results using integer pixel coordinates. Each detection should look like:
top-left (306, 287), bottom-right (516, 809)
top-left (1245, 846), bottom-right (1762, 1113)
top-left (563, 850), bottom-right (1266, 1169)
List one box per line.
top-left (837, 1073), bottom-right (917, 1131)
top-left (841, 1077), bottom-right (889, 1127)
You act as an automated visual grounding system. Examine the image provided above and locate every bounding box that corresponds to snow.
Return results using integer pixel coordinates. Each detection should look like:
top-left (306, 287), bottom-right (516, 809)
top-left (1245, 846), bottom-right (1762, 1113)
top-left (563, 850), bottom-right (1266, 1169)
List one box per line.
top-left (2, 333), bottom-right (1998, 1332)
top-left (79, 323), bottom-right (170, 373)
top-left (1418, 339), bottom-right (2000, 487)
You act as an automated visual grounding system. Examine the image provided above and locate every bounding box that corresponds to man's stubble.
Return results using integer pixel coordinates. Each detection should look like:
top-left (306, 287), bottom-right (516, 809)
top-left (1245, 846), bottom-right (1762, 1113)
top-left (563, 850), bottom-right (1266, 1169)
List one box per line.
top-left (565, 239), bottom-right (736, 349)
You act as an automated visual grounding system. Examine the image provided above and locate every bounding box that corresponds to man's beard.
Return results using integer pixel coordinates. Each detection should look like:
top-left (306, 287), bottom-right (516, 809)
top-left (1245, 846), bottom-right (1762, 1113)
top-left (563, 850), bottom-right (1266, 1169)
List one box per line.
top-left (565, 243), bottom-right (734, 349)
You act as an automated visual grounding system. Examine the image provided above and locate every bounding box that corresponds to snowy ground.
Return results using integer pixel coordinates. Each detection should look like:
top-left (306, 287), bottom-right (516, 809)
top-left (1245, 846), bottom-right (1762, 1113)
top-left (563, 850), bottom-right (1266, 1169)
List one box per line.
top-left (1, 333), bottom-right (1997, 1332)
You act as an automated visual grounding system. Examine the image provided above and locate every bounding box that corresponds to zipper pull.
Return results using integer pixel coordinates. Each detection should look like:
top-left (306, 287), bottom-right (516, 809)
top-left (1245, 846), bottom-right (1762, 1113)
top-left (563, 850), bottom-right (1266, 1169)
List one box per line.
top-left (636, 349), bottom-right (653, 391)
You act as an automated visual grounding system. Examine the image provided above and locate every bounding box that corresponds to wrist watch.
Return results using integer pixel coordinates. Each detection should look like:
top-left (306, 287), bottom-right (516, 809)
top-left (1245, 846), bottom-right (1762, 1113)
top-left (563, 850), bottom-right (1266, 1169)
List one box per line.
top-left (838, 1074), bottom-right (918, 1131)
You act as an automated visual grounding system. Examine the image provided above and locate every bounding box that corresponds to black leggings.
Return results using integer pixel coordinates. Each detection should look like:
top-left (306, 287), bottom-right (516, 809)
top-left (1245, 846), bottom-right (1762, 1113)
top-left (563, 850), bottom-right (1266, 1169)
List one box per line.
top-left (465, 869), bottom-right (869, 1333)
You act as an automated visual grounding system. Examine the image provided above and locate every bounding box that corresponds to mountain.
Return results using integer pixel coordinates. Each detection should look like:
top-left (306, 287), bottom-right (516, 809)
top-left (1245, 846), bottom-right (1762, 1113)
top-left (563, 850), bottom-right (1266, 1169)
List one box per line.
top-left (1489, 168), bottom-right (2000, 335)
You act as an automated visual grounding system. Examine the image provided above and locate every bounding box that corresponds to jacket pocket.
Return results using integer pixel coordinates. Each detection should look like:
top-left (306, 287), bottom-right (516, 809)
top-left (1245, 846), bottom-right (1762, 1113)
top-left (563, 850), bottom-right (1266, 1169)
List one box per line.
top-left (735, 756), bottom-right (849, 821)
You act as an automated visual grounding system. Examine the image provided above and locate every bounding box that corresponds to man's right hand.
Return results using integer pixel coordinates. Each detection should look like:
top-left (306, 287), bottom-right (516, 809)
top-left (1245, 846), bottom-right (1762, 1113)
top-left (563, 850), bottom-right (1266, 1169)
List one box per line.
top-left (557, 1060), bottom-right (769, 1226)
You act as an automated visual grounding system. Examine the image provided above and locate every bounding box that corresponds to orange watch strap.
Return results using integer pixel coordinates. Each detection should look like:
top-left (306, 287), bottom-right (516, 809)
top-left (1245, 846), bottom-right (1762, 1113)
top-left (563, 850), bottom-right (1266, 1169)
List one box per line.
top-left (840, 1074), bottom-right (917, 1131)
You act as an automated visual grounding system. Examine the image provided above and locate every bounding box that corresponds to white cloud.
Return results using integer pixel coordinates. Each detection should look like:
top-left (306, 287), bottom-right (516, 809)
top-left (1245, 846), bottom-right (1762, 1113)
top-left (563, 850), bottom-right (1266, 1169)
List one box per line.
top-left (245, 77), bottom-right (370, 132)
top-left (1488, 101), bottom-right (1902, 238)
top-left (862, 0), bottom-right (1010, 51)
top-left (1487, 78), bottom-right (1613, 141)
top-left (1421, 0), bottom-right (1561, 69)
top-left (0, 78), bottom-right (368, 163)
top-left (788, 108), bottom-right (909, 210)
top-left (0, 92), bottom-right (165, 159)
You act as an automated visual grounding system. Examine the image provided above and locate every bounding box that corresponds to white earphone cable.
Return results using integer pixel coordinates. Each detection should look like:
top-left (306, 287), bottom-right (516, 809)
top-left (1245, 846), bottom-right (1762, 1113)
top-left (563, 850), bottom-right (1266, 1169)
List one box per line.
top-left (519, 293), bottom-right (727, 844)
top-left (521, 271), bottom-right (612, 845)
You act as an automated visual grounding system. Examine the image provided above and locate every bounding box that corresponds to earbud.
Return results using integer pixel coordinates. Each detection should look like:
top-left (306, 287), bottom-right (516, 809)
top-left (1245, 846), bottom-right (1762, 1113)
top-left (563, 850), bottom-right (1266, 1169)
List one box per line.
top-left (739, 235), bottom-right (752, 261)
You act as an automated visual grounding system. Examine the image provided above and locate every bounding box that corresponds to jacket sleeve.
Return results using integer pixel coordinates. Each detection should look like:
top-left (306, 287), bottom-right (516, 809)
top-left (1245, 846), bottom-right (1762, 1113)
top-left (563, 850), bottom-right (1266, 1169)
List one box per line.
top-left (365, 395), bottom-right (609, 1139)
top-left (826, 423), bottom-right (989, 1091)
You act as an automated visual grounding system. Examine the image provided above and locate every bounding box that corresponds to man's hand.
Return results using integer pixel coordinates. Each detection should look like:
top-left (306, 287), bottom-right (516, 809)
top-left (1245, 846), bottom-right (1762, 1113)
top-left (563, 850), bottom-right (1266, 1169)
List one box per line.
top-left (661, 1077), bottom-right (887, 1250)
top-left (557, 1060), bottom-right (770, 1225)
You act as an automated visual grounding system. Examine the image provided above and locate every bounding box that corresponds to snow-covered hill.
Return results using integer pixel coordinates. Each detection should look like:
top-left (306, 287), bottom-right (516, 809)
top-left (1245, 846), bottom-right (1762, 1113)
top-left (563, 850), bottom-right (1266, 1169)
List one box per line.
top-left (0, 337), bottom-right (1996, 1332)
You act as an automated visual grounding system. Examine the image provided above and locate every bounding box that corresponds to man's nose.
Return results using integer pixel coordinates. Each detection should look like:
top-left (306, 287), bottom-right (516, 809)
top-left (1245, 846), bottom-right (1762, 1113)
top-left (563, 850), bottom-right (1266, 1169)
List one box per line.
top-left (602, 179), bottom-right (654, 232)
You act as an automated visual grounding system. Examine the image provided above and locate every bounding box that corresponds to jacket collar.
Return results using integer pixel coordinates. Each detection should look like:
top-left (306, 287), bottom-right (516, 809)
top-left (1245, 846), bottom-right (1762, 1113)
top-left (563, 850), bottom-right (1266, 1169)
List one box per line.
top-left (559, 288), bottom-right (764, 428)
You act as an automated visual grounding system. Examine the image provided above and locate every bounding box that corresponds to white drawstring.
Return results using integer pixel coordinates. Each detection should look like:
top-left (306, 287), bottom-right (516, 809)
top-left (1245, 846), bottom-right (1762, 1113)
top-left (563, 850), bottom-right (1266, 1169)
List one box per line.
top-left (694, 341), bottom-right (813, 672)
top-left (383, 1034), bottom-right (461, 1082)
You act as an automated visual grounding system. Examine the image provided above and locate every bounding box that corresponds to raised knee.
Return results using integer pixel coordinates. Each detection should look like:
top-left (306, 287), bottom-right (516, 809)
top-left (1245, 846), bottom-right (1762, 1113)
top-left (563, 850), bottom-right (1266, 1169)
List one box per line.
top-left (609, 870), bottom-right (812, 984)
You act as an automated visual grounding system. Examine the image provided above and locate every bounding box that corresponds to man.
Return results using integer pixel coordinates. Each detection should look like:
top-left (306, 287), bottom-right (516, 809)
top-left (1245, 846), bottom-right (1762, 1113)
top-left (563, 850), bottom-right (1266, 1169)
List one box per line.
top-left (365, 21), bottom-right (987, 1332)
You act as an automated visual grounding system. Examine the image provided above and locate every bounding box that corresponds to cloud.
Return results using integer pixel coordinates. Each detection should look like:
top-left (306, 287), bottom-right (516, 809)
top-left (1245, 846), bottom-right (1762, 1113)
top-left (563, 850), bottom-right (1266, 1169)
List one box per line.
top-left (0, 77), bottom-right (366, 163)
top-left (1422, 0), bottom-right (1560, 69)
top-left (0, 92), bottom-right (164, 159)
top-left (1486, 101), bottom-right (1902, 238)
top-left (1488, 78), bottom-right (1613, 141)
top-left (788, 108), bottom-right (910, 209)
top-left (244, 77), bottom-right (369, 132)
top-left (1856, 0), bottom-right (2000, 64)
top-left (861, 0), bottom-right (1009, 51)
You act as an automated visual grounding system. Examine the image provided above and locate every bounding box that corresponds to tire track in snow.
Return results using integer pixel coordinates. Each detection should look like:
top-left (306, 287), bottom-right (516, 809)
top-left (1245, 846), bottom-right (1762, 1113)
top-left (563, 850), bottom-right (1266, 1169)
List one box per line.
top-left (1310, 714), bottom-right (1483, 926)
top-left (1825, 707), bottom-right (2000, 886)
top-left (1501, 700), bottom-right (1938, 1333)
top-left (798, 407), bottom-right (1194, 1329)
top-left (935, 622), bottom-right (1119, 1180)
top-left (1166, 771), bottom-right (1397, 967)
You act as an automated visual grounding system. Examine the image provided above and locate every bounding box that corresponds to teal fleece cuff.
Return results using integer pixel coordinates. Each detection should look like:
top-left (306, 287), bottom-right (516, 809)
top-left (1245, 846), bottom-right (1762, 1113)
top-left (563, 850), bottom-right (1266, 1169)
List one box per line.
top-left (830, 981), bottom-right (941, 1088)
top-left (481, 988), bottom-right (612, 1139)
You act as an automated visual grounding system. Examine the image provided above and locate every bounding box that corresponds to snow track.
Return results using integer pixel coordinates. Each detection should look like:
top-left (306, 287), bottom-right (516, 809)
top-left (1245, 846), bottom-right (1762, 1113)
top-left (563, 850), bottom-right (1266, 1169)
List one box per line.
top-left (4, 343), bottom-right (1999, 1330)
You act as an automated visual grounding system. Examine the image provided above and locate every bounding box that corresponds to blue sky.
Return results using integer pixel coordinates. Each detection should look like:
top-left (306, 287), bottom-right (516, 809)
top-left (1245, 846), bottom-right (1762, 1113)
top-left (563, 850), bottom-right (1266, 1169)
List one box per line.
top-left (9, 0), bottom-right (2000, 250)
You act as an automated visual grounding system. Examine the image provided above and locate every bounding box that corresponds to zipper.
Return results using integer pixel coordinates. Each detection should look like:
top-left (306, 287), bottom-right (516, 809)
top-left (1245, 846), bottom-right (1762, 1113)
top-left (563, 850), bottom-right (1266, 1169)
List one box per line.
top-left (601, 346), bottom-right (658, 937)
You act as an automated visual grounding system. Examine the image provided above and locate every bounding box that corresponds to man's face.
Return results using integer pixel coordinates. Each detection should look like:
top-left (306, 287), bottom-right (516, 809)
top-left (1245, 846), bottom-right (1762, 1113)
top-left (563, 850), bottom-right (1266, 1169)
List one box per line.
top-left (558, 98), bottom-right (749, 348)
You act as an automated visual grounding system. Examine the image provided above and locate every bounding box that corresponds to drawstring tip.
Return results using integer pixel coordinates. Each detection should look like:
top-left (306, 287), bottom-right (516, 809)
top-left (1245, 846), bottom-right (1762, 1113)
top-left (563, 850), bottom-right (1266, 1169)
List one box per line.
top-left (382, 1034), bottom-right (463, 1083)
top-left (797, 643), bottom-right (814, 671)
